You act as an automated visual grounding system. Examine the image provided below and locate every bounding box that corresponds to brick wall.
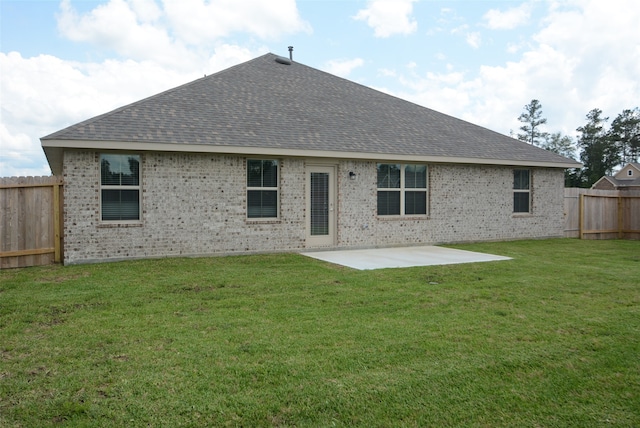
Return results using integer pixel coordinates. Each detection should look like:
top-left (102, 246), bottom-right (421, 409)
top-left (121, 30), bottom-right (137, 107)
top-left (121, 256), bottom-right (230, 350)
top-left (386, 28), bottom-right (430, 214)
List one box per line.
top-left (63, 151), bottom-right (565, 264)
top-left (337, 162), bottom-right (565, 247)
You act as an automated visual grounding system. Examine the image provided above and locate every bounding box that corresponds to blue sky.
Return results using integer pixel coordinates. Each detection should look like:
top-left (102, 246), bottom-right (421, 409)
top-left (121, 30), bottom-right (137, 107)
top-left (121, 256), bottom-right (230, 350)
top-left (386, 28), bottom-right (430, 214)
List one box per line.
top-left (1, 0), bottom-right (639, 176)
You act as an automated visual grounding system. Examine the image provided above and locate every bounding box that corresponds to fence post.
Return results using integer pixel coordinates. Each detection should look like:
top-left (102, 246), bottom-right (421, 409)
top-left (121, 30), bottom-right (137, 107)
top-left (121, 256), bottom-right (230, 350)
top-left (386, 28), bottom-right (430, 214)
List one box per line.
top-left (53, 182), bottom-right (61, 263)
top-left (579, 193), bottom-right (584, 240)
top-left (617, 196), bottom-right (623, 239)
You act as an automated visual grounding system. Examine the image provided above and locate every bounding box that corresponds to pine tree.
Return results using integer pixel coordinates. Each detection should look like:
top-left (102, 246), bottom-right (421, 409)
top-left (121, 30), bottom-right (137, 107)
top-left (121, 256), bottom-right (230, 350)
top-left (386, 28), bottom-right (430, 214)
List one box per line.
top-left (609, 108), bottom-right (640, 164)
top-left (576, 109), bottom-right (619, 187)
top-left (517, 99), bottom-right (548, 146)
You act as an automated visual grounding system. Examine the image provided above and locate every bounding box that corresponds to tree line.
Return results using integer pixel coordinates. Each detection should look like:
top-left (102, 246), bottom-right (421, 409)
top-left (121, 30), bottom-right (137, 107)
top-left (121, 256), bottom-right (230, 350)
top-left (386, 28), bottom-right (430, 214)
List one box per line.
top-left (516, 99), bottom-right (640, 187)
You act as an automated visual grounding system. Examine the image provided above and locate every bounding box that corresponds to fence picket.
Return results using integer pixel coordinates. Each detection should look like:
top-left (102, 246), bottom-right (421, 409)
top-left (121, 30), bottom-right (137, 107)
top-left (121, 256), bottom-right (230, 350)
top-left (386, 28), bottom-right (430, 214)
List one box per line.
top-left (565, 188), bottom-right (640, 240)
top-left (0, 176), bottom-right (63, 268)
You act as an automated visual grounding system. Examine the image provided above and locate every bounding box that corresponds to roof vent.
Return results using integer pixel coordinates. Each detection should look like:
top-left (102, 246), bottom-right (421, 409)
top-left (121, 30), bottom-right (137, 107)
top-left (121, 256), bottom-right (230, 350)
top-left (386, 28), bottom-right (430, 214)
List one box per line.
top-left (275, 56), bottom-right (292, 65)
top-left (288, 46), bottom-right (294, 60)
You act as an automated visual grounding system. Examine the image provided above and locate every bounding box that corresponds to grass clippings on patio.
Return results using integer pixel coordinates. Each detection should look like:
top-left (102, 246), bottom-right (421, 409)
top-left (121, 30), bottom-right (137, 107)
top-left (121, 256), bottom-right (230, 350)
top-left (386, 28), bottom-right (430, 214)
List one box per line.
top-left (1, 239), bottom-right (639, 427)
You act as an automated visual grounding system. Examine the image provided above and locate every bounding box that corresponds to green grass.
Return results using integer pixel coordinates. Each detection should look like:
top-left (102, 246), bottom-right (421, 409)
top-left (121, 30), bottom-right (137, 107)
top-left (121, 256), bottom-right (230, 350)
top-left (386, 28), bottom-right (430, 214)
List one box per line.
top-left (1, 239), bottom-right (639, 427)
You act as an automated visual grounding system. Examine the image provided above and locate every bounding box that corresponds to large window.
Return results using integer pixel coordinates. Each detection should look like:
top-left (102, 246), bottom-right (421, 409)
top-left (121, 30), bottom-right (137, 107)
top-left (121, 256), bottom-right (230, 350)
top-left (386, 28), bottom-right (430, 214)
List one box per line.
top-left (247, 159), bottom-right (279, 218)
top-left (377, 164), bottom-right (428, 216)
top-left (100, 154), bottom-right (141, 221)
top-left (513, 169), bottom-right (531, 213)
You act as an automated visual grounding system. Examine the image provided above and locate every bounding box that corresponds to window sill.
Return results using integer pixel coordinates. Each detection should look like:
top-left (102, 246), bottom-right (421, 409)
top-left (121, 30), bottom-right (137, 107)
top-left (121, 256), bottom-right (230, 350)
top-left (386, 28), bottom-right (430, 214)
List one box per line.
top-left (512, 212), bottom-right (533, 218)
top-left (377, 215), bottom-right (430, 221)
top-left (246, 218), bottom-right (281, 225)
top-left (98, 221), bottom-right (144, 228)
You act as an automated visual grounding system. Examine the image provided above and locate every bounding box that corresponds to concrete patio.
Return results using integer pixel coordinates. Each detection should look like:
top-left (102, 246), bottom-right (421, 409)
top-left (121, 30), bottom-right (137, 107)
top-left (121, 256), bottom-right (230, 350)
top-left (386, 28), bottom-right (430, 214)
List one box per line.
top-left (301, 246), bottom-right (512, 270)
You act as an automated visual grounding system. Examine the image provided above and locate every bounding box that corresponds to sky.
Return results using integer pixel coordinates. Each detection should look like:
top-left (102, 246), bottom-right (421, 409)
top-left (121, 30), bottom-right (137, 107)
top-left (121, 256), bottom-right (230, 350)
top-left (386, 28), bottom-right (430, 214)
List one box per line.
top-left (1, 0), bottom-right (639, 177)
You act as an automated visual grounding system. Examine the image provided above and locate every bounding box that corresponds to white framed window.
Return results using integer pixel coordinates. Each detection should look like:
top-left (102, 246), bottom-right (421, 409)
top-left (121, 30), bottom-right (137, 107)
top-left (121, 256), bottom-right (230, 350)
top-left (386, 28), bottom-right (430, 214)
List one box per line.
top-left (247, 159), bottom-right (279, 219)
top-left (377, 164), bottom-right (428, 216)
top-left (100, 154), bottom-right (141, 222)
top-left (513, 169), bottom-right (531, 213)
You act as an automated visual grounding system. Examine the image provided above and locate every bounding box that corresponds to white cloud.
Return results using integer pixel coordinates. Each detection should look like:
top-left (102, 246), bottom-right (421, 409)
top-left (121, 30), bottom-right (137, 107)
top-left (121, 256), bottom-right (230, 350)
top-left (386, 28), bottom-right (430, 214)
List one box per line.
top-left (129, 0), bottom-right (162, 22)
top-left (378, 68), bottom-right (397, 78)
top-left (391, 0), bottom-right (640, 140)
top-left (1, 0), bottom-right (311, 176)
top-left (466, 32), bottom-right (482, 49)
top-left (163, 0), bottom-right (311, 43)
top-left (57, 0), bottom-right (198, 69)
top-left (483, 2), bottom-right (532, 30)
top-left (57, 0), bottom-right (310, 70)
top-left (324, 58), bottom-right (365, 78)
top-left (206, 44), bottom-right (265, 74)
top-left (0, 46), bottom-right (262, 176)
top-left (354, 0), bottom-right (418, 38)
top-left (507, 41), bottom-right (525, 54)
top-left (0, 123), bottom-right (51, 177)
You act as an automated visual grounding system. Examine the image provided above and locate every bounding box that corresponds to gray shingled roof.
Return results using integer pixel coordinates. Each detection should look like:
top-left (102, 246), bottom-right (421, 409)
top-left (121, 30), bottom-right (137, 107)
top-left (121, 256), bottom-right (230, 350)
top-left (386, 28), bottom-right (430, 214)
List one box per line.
top-left (42, 53), bottom-right (579, 172)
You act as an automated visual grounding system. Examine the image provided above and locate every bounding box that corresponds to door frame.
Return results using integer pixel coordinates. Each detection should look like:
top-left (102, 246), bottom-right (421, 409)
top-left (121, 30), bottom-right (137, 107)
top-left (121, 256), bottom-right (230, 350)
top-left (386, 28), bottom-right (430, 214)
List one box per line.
top-left (305, 163), bottom-right (337, 248)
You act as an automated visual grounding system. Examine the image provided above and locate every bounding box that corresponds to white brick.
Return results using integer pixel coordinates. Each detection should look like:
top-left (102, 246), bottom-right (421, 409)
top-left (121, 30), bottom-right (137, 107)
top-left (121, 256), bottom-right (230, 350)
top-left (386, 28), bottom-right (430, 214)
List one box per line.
top-left (63, 152), bottom-right (565, 264)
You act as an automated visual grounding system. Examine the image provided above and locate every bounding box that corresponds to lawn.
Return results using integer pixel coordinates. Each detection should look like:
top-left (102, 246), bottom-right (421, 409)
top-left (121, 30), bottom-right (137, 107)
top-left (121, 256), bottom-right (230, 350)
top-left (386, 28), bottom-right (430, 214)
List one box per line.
top-left (1, 239), bottom-right (639, 427)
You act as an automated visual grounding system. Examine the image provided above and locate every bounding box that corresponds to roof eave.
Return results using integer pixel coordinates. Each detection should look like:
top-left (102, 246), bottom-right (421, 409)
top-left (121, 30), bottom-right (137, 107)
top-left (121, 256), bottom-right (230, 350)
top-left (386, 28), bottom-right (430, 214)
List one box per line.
top-left (41, 139), bottom-right (583, 170)
top-left (42, 145), bottom-right (63, 176)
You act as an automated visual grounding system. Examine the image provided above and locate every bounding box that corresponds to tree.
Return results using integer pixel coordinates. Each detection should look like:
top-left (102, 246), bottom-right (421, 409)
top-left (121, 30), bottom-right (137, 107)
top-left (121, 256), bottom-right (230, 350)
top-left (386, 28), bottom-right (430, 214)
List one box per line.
top-left (576, 109), bottom-right (619, 187)
top-left (608, 108), bottom-right (640, 164)
top-left (541, 132), bottom-right (580, 186)
top-left (517, 99), bottom-right (548, 146)
top-left (542, 132), bottom-right (575, 159)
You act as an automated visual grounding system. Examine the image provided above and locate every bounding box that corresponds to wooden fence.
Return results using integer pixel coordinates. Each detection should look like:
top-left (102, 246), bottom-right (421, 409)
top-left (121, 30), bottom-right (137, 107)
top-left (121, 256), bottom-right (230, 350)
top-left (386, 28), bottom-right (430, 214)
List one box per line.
top-left (564, 188), bottom-right (640, 239)
top-left (0, 176), bottom-right (63, 269)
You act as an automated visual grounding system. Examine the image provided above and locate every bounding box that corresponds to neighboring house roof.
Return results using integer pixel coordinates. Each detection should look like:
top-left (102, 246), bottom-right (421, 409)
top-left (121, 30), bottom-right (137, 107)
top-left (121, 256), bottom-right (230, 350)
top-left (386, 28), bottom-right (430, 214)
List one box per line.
top-left (595, 176), bottom-right (640, 188)
top-left (42, 53), bottom-right (580, 175)
top-left (592, 163), bottom-right (640, 189)
top-left (614, 163), bottom-right (640, 179)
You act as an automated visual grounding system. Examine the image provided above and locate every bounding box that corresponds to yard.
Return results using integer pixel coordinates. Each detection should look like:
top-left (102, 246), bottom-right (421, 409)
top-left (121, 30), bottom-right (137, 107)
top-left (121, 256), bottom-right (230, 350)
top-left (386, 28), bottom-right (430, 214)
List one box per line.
top-left (1, 239), bottom-right (639, 427)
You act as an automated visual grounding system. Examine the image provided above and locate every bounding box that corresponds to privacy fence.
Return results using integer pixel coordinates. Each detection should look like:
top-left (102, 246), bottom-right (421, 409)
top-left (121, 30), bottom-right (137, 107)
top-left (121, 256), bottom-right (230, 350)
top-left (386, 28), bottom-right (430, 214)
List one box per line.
top-left (0, 176), bottom-right (63, 269)
top-left (564, 188), bottom-right (640, 240)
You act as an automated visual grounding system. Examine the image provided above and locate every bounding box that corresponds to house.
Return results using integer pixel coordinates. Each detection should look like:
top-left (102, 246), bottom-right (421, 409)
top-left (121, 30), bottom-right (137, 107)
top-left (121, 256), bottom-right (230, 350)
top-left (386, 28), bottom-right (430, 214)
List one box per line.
top-left (591, 163), bottom-right (640, 191)
top-left (41, 53), bottom-right (580, 265)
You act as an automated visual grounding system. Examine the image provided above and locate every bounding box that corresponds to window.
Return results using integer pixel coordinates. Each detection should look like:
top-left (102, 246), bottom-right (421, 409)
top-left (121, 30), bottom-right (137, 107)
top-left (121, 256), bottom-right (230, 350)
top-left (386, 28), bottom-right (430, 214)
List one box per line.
top-left (628, 169), bottom-right (633, 177)
top-left (513, 169), bottom-right (531, 213)
top-left (377, 164), bottom-right (427, 216)
top-left (100, 154), bottom-right (141, 221)
top-left (247, 159), bottom-right (278, 218)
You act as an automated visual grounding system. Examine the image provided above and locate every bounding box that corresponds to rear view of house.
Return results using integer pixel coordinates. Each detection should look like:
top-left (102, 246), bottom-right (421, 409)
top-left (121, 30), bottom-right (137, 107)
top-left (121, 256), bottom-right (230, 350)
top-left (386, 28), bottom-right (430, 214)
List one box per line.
top-left (41, 53), bottom-right (579, 264)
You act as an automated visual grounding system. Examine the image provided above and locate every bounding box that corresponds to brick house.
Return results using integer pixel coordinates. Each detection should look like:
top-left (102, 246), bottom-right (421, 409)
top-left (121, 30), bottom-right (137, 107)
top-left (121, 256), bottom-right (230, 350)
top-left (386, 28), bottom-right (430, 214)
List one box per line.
top-left (591, 163), bottom-right (640, 191)
top-left (42, 53), bottom-right (579, 265)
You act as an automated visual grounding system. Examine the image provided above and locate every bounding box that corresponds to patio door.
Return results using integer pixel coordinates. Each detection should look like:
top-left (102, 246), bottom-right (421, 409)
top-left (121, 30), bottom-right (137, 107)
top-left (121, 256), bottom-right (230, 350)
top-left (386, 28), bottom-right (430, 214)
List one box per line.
top-left (306, 165), bottom-right (336, 247)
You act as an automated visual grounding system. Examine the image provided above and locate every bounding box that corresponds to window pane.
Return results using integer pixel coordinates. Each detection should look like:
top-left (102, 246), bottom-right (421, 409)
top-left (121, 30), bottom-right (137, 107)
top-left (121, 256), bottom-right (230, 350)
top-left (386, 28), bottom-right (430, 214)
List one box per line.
top-left (377, 164), bottom-right (400, 188)
top-left (102, 189), bottom-right (140, 221)
top-left (121, 156), bottom-right (140, 185)
top-left (247, 160), bottom-right (263, 187)
top-left (377, 191), bottom-right (400, 215)
top-left (514, 192), bottom-right (530, 213)
top-left (377, 164), bottom-right (387, 188)
top-left (101, 154), bottom-right (139, 186)
top-left (247, 160), bottom-right (278, 187)
top-left (405, 191), bottom-right (427, 215)
top-left (262, 160), bottom-right (278, 187)
top-left (405, 165), bottom-right (426, 188)
top-left (514, 169), bottom-right (530, 190)
top-left (101, 157), bottom-right (117, 185)
top-left (247, 190), bottom-right (278, 218)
